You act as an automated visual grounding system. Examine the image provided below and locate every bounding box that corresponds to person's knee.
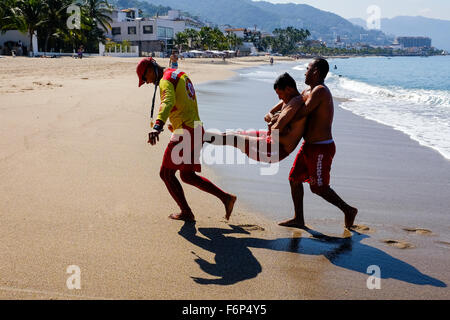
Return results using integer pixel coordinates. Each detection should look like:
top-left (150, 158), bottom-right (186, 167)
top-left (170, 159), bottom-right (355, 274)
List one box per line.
top-left (310, 185), bottom-right (329, 195)
top-left (289, 178), bottom-right (302, 188)
top-left (180, 171), bottom-right (196, 184)
top-left (160, 167), bottom-right (175, 182)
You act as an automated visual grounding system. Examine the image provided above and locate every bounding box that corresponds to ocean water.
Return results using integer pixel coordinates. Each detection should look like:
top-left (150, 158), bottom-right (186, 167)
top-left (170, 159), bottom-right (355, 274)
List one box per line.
top-left (195, 57), bottom-right (450, 225)
top-left (312, 56), bottom-right (450, 160)
top-left (224, 56), bottom-right (450, 160)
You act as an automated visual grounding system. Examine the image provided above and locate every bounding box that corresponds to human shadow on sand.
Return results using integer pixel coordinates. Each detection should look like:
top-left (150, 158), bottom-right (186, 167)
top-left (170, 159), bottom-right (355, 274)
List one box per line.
top-left (178, 222), bottom-right (446, 287)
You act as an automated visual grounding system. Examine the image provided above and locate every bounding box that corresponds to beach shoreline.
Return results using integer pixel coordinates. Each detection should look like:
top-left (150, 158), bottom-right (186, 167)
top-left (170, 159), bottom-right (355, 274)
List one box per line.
top-left (0, 56), bottom-right (448, 300)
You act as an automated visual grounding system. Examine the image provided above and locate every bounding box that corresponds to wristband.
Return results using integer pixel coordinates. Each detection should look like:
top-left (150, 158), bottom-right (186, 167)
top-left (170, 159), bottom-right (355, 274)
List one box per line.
top-left (153, 119), bottom-right (165, 132)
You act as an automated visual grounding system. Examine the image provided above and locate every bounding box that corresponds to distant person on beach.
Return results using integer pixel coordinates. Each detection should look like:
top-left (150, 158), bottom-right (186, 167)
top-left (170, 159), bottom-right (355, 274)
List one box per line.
top-left (205, 73), bottom-right (307, 163)
top-left (77, 45), bottom-right (84, 59)
top-left (17, 40), bottom-right (23, 56)
top-left (270, 57), bottom-right (274, 65)
top-left (278, 58), bottom-right (358, 229)
top-left (169, 50), bottom-right (179, 69)
top-left (137, 57), bottom-right (236, 222)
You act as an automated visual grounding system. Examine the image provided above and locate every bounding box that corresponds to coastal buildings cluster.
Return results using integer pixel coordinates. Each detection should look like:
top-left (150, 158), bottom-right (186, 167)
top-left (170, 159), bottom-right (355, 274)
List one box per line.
top-left (104, 8), bottom-right (264, 57)
top-left (327, 35), bottom-right (437, 54)
top-left (104, 8), bottom-right (204, 56)
top-left (0, 5), bottom-right (446, 57)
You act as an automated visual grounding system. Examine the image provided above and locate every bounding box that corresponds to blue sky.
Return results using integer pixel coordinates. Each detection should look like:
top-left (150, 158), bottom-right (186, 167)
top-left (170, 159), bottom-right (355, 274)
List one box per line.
top-left (254, 0), bottom-right (450, 20)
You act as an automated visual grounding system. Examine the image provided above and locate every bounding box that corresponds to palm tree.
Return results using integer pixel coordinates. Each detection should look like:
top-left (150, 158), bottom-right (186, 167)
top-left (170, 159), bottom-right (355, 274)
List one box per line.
top-left (82, 0), bottom-right (112, 32)
top-left (74, 0), bottom-right (112, 52)
top-left (211, 27), bottom-right (227, 50)
top-left (3, 0), bottom-right (47, 53)
top-left (226, 32), bottom-right (242, 50)
top-left (199, 26), bottom-right (214, 50)
top-left (40, 0), bottom-right (72, 52)
top-left (184, 28), bottom-right (199, 50)
top-left (174, 31), bottom-right (188, 53)
top-left (0, 0), bottom-right (15, 28)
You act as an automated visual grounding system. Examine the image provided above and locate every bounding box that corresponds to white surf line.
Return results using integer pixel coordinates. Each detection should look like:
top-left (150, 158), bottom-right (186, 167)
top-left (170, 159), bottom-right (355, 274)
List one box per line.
top-left (0, 286), bottom-right (113, 300)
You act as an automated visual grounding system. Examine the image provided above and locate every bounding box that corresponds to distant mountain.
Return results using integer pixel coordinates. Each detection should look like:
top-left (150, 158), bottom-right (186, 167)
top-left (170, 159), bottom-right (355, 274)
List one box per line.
top-left (348, 18), bottom-right (366, 29)
top-left (350, 16), bottom-right (450, 51)
top-left (145, 0), bottom-right (389, 45)
top-left (111, 0), bottom-right (172, 17)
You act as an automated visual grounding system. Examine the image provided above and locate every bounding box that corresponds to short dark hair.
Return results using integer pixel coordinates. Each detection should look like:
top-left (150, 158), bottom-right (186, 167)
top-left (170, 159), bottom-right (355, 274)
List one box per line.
top-left (274, 73), bottom-right (297, 90)
top-left (312, 58), bottom-right (329, 80)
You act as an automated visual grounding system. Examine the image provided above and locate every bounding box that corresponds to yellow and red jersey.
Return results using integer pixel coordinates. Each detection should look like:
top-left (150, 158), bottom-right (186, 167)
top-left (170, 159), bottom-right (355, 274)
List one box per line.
top-left (156, 69), bottom-right (202, 132)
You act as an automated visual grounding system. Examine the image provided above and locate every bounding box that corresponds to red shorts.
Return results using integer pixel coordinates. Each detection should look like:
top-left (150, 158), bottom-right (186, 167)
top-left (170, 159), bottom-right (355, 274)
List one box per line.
top-left (236, 130), bottom-right (289, 163)
top-left (162, 125), bottom-right (204, 172)
top-left (289, 141), bottom-right (336, 187)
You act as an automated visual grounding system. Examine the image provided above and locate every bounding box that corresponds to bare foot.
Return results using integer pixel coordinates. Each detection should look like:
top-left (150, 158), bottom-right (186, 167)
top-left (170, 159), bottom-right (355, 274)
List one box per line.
top-left (344, 207), bottom-right (358, 228)
top-left (278, 219), bottom-right (307, 229)
top-left (224, 194), bottom-right (237, 221)
top-left (169, 212), bottom-right (195, 222)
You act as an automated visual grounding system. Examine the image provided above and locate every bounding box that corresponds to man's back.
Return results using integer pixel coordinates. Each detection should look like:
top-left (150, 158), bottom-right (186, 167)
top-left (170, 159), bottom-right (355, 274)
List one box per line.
top-left (301, 84), bottom-right (334, 143)
top-left (157, 69), bottom-right (201, 131)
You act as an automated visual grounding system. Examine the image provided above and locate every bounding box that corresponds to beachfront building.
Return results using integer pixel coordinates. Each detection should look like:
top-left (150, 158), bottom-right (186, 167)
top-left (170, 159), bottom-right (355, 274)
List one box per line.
top-left (397, 37), bottom-right (432, 49)
top-left (105, 9), bottom-right (203, 57)
top-left (225, 27), bottom-right (262, 42)
top-left (224, 28), bottom-right (247, 39)
top-left (0, 30), bottom-right (36, 56)
top-left (224, 27), bottom-right (262, 56)
top-left (305, 40), bottom-right (327, 48)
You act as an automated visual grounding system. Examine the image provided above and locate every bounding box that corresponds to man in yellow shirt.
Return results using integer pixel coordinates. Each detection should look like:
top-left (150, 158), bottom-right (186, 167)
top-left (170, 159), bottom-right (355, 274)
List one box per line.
top-left (137, 58), bottom-right (236, 221)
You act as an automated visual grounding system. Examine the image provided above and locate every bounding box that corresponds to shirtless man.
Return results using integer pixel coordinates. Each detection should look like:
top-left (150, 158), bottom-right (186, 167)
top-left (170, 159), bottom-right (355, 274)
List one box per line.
top-left (169, 50), bottom-right (179, 69)
top-left (205, 73), bottom-right (306, 163)
top-left (277, 58), bottom-right (358, 229)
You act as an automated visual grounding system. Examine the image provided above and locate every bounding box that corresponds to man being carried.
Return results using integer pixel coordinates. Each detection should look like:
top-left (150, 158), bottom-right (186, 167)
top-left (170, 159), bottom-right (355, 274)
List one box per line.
top-left (138, 58), bottom-right (236, 222)
top-left (278, 58), bottom-right (358, 229)
top-left (206, 73), bottom-right (307, 164)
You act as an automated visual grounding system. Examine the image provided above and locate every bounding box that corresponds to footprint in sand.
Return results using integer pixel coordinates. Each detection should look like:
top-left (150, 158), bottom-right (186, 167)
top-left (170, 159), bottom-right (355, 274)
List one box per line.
top-left (382, 239), bottom-right (415, 249)
top-left (237, 224), bottom-right (265, 232)
top-left (434, 240), bottom-right (450, 249)
top-left (351, 224), bottom-right (372, 233)
top-left (403, 228), bottom-right (433, 236)
top-left (32, 81), bottom-right (63, 88)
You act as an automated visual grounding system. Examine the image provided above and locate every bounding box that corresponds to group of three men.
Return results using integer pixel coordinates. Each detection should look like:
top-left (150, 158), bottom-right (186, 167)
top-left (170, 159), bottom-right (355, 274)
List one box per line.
top-left (136, 57), bottom-right (357, 229)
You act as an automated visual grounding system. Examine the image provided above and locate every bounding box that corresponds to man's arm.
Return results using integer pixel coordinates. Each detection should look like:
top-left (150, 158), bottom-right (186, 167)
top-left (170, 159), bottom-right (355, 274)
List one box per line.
top-left (269, 100), bottom-right (284, 114)
top-left (294, 85), bottom-right (326, 119)
top-left (270, 97), bottom-right (305, 132)
top-left (156, 80), bottom-right (176, 125)
top-left (149, 80), bottom-right (176, 145)
top-left (264, 100), bottom-right (284, 123)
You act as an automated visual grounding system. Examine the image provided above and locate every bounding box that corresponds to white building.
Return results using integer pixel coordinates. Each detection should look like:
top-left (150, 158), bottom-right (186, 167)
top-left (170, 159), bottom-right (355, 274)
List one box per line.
top-left (0, 30), bottom-right (31, 55)
top-left (224, 28), bottom-right (247, 39)
top-left (105, 9), bottom-right (202, 56)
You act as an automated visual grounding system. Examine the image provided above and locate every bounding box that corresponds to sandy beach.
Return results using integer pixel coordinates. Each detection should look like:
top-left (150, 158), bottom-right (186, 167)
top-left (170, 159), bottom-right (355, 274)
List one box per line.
top-left (0, 55), bottom-right (448, 300)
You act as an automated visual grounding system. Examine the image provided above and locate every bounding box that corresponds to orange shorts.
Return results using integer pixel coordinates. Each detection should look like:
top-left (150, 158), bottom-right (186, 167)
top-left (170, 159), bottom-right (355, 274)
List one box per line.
top-left (162, 125), bottom-right (204, 172)
top-left (236, 130), bottom-right (289, 163)
top-left (289, 141), bottom-right (336, 187)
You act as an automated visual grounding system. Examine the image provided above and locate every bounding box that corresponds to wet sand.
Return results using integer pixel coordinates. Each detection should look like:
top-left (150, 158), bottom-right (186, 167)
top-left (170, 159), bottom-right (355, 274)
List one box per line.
top-left (0, 55), bottom-right (448, 299)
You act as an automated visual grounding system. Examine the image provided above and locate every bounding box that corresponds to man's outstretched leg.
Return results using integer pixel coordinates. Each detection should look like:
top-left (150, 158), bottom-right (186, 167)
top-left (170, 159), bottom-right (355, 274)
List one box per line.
top-left (179, 170), bottom-right (237, 220)
top-left (279, 180), bottom-right (307, 229)
top-left (160, 166), bottom-right (195, 221)
top-left (310, 185), bottom-right (358, 228)
top-left (205, 131), bottom-right (254, 152)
